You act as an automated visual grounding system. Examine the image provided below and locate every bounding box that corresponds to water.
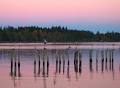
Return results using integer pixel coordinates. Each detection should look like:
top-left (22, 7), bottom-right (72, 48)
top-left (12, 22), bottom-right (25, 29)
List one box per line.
top-left (0, 47), bottom-right (120, 88)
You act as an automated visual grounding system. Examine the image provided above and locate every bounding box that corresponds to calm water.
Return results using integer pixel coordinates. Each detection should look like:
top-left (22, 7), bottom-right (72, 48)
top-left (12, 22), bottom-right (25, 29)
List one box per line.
top-left (0, 47), bottom-right (120, 88)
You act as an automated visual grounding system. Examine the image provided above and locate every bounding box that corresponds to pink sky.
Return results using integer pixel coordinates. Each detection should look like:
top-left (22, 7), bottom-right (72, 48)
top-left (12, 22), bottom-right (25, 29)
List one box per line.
top-left (0, 0), bottom-right (120, 28)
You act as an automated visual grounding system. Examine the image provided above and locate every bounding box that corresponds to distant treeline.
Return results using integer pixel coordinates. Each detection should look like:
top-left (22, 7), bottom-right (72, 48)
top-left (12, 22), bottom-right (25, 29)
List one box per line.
top-left (0, 26), bottom-right (120, 42)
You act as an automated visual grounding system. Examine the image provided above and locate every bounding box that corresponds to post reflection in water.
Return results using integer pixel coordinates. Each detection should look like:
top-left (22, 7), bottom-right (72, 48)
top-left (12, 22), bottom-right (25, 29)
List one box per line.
top-left (18, 49), bottom-right (21, 77)
top-left (58, 51), bottom-right (61, 74)
top-left (109, 50), bottom-right (112, 71)
top-left (53, 50), bottom-right (57, 87)
top-left (34, 50), bottom-right (37, 77)
top-left (111, 49), bottom-right (114, 71)
top-left (74, 51), bottom-right (78, 73)
top-left (74, 50), bottom-right (78, 80)
top-left (79, 51), bottom-right (82, 75)
top-left (111, 49), bottom-right (115, 80)
top-left (42, 49), bottom-right (45, 77)
top-left (47, 55), bottom-right (49, 76)
top-left (96, 50), bottom-right (98, 72)
top-left (67, 49), bottom-right (70, 79)
top-left (10, 49), bottom-right (13, 76)
top-left (55, 50), bottom-right (58, 74)
top-left (101, 50), bottom-right (104, 73)
top-left (63, 51), bottom-right (65, 74)
top-left (14, 51), bottom-right (17, 77)
top-left (38, 50), bottom-right (41, 76)
top-left (5, 47), bottom-right (120, 88)
top-left (74, 50), bottom-right (82, 80)
top-left (105, 49), bottom-right (108, 71)
top-left (89, 49), bottom-right (93, 73)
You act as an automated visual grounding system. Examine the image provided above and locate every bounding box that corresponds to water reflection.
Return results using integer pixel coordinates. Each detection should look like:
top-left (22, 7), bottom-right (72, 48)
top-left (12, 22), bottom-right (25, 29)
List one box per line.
top-left (8, 49), bottom-right (118, 78)
top-left (0, 48), bottom-right (120, 88)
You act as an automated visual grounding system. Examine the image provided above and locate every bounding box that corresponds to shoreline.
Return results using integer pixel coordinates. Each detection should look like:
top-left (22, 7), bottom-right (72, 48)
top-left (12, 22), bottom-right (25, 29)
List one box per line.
top-left (0, 42), bottom-right (120, 49)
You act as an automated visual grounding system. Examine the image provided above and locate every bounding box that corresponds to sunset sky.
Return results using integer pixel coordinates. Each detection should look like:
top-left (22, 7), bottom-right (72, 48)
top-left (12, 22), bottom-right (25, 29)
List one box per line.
top-left (0, 0), bottom-right (120, 32)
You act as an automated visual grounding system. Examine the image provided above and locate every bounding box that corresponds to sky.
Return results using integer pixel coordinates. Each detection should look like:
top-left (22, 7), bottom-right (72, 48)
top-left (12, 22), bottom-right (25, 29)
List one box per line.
top-left (0, 0), bottom-right (120, 33)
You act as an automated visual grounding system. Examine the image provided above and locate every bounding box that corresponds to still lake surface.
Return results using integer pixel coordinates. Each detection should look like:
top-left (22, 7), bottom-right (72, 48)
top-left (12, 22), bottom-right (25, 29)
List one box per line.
top-left (0, 44), bottom-right (120, 88)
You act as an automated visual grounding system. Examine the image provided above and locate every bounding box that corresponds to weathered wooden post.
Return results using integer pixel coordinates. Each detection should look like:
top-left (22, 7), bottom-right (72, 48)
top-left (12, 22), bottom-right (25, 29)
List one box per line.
top-left (10, 49), bottom-right (14, 76)
top-left (96, 50), bottom-right (98, 72)
top-left (55, 51), bottom-right (58, 73)
top-left (34, 50), bottom-right (37, 77)
top-left (67, 54), bottom-right (70, 79)
top-left (109, 50), bottom-right (112, 71)
top-left (38, 50), bottom-right (41, 76)
top-left (47, 55), bottom-right (49, 76)
top-left (101, 50), bottom-right (104, 73)
top-left (63, 50), bottom-right (65, 74)
top-left (89, 49), bottom-right (93, 72)
top-left (42, 48), bottom-right (46, 76)
top-left (14, 50), bottom-right (17, 77)
top-left (74, 51), bottom-right (79, 73)
top-left (105, 49), bottom-right (108, 71)
top-left (58, 50), bottom-right (61, 74)
top-left (79, 51), bottom-right (82, 74)
top-left (111, 49), bottom-right (114, 71)
top-left (18, 49), bottom-right (21, 77)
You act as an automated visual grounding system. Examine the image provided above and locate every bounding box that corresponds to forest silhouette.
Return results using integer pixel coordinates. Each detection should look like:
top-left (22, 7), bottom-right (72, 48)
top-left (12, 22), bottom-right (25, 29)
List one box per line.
top-left (0, 26), bottom-right (120, 42)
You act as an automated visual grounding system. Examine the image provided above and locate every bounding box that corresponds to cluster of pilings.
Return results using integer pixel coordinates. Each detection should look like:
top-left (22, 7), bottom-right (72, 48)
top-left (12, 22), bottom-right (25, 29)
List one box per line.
top-left (10, 49), bottom-right (21, 77)
top-left (9, 48), bottom-right (116, 79)
top-left (54, 49), bottom-right (70, 78)
top-left (33, 48), bottom-right (49, 77)
top-left (89, 49), bottom-right (114, 73)
top-left (91, 49), bottom-right (114, 73)
top-left (100, 49), bottom-right (114, 73)
top-left (55, 50), bottom-right (64, 74)
top-left (109, 49), bottom-right (114, 72)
